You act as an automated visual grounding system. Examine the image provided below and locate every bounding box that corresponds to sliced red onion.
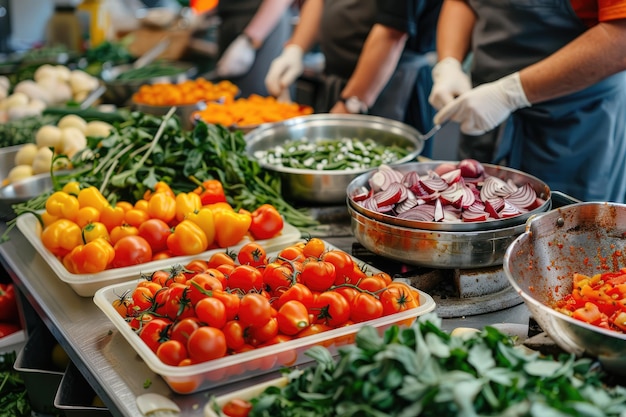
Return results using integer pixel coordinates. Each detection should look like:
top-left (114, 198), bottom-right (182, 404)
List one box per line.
top-left (351, 186), bottom-right (371, 202)
top-left (397, 204), bottom-right (436, 221)
top-left (480, 176), bottom-right (518, 201)
top-left (420, 176), bottom-right (449, 193)
top-left (440, 168), bottom-right (462, 185)
top-left (484, 197), bottom-right (505, 219)
top-left (401, 171), bottom-right (420, 189)
top-left (374, 182), bottom-right (403, 207)
top-left (395, 189), bottom-right (419, 214)
top-left (505, 183), bottom-right (536, 209)
top-left (440, 182), bottom-right (465, 208)
top-left (433, 162), bottom-right (458, 176)
top-left (434, 198), bottom-right (445, 222)
top-left (499, 200), bottom-right (523, 218)
top-left (457, 158), bottom-right (484, 179)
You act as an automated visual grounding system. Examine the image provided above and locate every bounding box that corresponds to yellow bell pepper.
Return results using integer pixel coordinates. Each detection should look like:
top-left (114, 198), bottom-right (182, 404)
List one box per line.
top-left (186, 207), bottom-right (215, 248)
top-left (147, 192), bottom-right (177, 223)
top-left (175, 192), bottom-right (202, 222)
top-left (77, 186), bottom-right (109, 212)
top-left (82, 221), bottom-right (110, 244)
top-left (63, 237), bottom-right (115, 274)
top-left (45, 191), bottom-right (80, 221)
top-left (41, 218), bottom-right (82, 258)
top-left (212, 208), bottom-right (251, 248)
top-left (166, 220), bottom-right (209, 256)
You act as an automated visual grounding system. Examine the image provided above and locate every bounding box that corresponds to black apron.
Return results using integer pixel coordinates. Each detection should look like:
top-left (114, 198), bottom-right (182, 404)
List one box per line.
top-left (468, 0), bottom-right (626, 202)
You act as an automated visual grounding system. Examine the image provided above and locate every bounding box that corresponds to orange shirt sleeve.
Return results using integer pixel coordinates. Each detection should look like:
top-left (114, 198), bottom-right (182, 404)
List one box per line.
top-left (598, 0), bottom-right (626, 21)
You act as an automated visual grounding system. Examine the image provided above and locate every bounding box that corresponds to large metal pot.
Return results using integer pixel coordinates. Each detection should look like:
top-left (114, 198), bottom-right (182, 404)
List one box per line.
top-left (347, 161), bottom-right (552, 269)
top-left (504, 202), bottom-right (626, 375)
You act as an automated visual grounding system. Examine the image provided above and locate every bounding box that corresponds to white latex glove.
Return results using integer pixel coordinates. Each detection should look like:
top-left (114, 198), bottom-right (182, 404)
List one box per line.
top-left (265, 44), bottom-right (304, 97)
top-left (215, 34), bottom-right (257, 78)
top-left (434, 72), bottom-right (531, 135)
top-left (428, 57), bottom-right (472, 110)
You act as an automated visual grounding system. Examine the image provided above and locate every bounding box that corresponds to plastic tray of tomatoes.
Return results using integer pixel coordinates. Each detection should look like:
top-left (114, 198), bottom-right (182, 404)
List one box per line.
top-left (16, 213), bottom-right (301, 297)
top-left (93, 239), bottom-right (436, 394)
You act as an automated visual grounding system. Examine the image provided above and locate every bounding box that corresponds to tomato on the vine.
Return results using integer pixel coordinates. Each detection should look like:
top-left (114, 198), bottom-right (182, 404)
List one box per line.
top-left (207, 250), bottom-right (236, 269)
top-left (247, 317), bottom-right (279, 346)
top-left (273, 282), bottom-right (314, 310)
top-left (237, 242), bottom-right (267, 267)
top-left (302, 237), bottom-right (325, 259)
top-left (187, 272), bottom-right (225, 305)
top-left (322, 250), bottom-right (355, 285)
top-left (139, 318), bottom-right (171, 353)
top-left (165, 284), bottom-right (195, 321)
top-left (223, 320), bottom-right (246, 351)
top-left (170, 317), bottom-right (201, 345)
top-left (350, 292), bottom-right (383, 323)
top-left (262, 262), bottom-right (294, 293)
top-left (313, 291), bottom-right (350, 327)
top-left (221, 399), bottom-right (253, 417)
top-left (300, 260), bottom-right (335, 292)
top-left (212, 290), bottom-right (241, 321)
top-left (379, 283), bottom-right (419, 315)
top-left (227, 264), bottom-right (264, 293)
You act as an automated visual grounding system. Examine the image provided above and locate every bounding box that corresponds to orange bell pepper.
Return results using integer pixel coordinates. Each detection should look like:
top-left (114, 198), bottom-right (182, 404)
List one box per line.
top-left (193, 179), bottom-right (227, 205)
top-left (212, 208), bottom-right (251, 248)
top-left (147, 192), bottom-right (177, 223)
top-left (63, 237), bottom-right (115, 274)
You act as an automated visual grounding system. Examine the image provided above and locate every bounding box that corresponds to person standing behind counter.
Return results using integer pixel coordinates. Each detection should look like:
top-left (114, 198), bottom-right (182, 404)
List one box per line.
top-left (214, 0), bottom-right (294, 97)
top-left (428, 0), bottom-right (626, 203)
top-left (264, 0), bottom-right (442, 157)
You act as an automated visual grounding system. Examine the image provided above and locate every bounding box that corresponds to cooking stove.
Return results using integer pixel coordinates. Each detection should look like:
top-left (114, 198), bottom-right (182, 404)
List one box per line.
top-left (350, 242), bottom-right (523, 318)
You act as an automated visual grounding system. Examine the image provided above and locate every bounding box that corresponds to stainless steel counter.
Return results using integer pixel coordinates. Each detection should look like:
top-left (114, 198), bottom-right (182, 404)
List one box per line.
top-left (0, 218), bottom-right (531, 417)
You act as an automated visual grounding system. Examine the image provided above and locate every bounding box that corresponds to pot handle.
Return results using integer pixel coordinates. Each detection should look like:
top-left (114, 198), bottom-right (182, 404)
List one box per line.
top-left (551, 190), bottom-right (582, 208)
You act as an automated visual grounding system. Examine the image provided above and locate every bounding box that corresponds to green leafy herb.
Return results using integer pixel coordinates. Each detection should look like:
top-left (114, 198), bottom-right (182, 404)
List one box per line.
top-left (0, 351), bottom-right (31, 417)
top-left (238, 314), bottom-right (626, 417)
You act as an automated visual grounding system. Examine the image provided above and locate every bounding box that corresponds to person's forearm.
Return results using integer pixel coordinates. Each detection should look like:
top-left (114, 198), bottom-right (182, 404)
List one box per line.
top-left (521, 19), bottom-right (626, 104)
top-left (286, 0), bottom-right (324, 52)
top-left (436, 0), bottom-right (474, 62)
top-left (339, 24), bottom-right (407, 106)
top-left (244, 0), bottom-right (294, 47)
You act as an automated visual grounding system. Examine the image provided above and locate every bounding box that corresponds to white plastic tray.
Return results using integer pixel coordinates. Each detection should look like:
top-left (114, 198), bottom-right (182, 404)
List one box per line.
top-left (93, 241), bottom-right (436, 394)
top-left (16, 212), bottom-right (301, 297)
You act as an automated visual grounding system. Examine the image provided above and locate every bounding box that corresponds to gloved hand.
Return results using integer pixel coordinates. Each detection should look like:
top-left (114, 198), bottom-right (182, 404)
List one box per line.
top-left (265, 44), bottom-right (304, 97)
top-left (215, 34), bottom-right (257, 78)
top-left (434, 72), bottom-right (531, 135)
top-left (428, 57), bottom-right (472, 110)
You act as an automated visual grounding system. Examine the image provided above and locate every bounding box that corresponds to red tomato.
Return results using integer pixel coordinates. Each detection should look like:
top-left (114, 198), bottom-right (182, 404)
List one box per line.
top-left (227, 264), bottom-right (264, 293)
top-left (187, 326), bottom-right (227, 362)
top-left (112, 235), bottom-right (153, 268)
top-left (248, 204), bottom-right (283, 240)
top-left (131, 286), bottom-right (155, 312)
top-left (350, 293), bottom-right (383, 323)
top-left (195, 297), bottom-right (227, 329)
top-left (165, 284), bottom-right (195, 321)
top-left (238, 293), bottom-right (272, 327)
top-left (302, 237), bottom-right (326, 259)
top-left (0, 283), bottom-right (18, 322)
top-left (357, 276), bottom-right (387, 293)
top-left (212, 290), bottom-right (241, 321)
top-left (277, 300), bottom-right (310, 336)
top-left (247, 317), bottom-right (279, 346)
top-left (156, 339), bottom-right (188, 366)
top-left (207, 250), bottom-right (236, 269)
top-left (187, 272), bottom-right (225, 305)
top-left (262, 262), bottom-right (295, 293)
top-left (321, 250), bottom-right (354, 284)
top-left (300, 260), bottom-right (335, 292)
top-left (223, 320), bottom-right (246, 351)
top-left (183, 259), bottom-right (209, 279)
top-left (137, 218), bottom-right (172, 253)
top-left (170, 317), bottom-right (201, 345)
top-left (221, 399), bottom-right (253, 417)
top-left (313, 291), bottom-right (350, 327)
top-left (273, 283), bottom-right (314, 311)
top-left (379, 283), bottom-right (418, 315)
top-left (237, 242), bottom-right (267, 267)
top-left (139, 318), bottom-right (171, 353)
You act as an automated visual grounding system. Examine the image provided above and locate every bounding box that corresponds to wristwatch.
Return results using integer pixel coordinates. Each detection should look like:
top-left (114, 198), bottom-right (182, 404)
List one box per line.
top-left (339, 96), bottom-right (368, 114)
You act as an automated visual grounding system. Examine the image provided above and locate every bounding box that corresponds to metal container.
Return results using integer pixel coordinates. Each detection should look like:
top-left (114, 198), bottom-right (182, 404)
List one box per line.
top-left (504, 202), bottom-right (626, 375)
top-left (347, 161), bottom-right (553, 269)
top-left (0, 174), bottom-right (52, 220)
top-left (245, 114), bottom-right (425, 204)
top-left (54, 361), bottom-right (112, 417)
top-left (348, 201), bottom-right (526, 269)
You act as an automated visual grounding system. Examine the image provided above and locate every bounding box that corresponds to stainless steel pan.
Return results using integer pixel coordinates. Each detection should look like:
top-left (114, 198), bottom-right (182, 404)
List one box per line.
top-left (504, 202), bottom-right (626, 375)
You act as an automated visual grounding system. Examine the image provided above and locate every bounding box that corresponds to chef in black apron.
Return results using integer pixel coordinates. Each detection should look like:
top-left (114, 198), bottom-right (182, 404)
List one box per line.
top-left (215, 0), bottom-right (293, 97)
top-left (265, 0), bottom-right (441, 157)
top-left (429, 0), bottom-right (626, 203)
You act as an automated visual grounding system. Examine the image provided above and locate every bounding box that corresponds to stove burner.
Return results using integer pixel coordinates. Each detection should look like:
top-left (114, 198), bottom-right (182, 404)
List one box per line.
top-left (350, 243), bottom-right (523, 318)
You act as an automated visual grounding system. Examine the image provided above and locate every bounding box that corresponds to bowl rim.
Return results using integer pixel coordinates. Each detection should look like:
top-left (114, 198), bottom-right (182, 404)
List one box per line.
top-left (244, 113), bottom-right (424, 175)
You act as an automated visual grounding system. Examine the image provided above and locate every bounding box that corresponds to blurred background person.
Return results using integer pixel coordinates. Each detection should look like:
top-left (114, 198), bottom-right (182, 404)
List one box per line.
top-left (429, 0), bottom-right (626, 202)
top-left (214, 0), bottom-right (294, 97)
top-left (265, 0), bottom-right (442, 157)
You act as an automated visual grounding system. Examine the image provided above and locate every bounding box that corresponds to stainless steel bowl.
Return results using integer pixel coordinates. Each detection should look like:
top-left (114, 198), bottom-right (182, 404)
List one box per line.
top-left (504, 202), bottom-right (626, 375)
top-left (0, 144), bottom-right (23, 185)
top-left (0, 174), bottom-right (52, 219)
top-left (244, 114), bottom-right (425, 204)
